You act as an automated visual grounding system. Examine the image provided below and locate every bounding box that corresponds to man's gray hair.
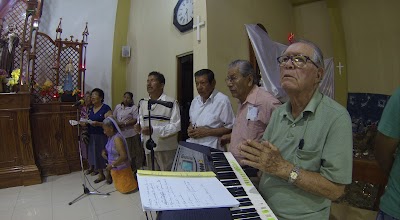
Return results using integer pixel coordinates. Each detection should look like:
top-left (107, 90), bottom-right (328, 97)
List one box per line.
top-left (228, 60), bottom-right (260, 86)
top-left (293, 39), bottom-right (325, 70)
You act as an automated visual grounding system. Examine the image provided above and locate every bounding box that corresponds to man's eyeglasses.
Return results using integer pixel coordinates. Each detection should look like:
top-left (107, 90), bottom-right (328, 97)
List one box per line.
top-left (277, 55), bottom-right (319, 68)
top-left (225, 76), bottom-right (240, 83)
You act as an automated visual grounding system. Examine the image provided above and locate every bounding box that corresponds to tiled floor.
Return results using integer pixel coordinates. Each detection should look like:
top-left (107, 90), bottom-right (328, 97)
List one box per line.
top-left (0, 171), bottom-right (152, 220)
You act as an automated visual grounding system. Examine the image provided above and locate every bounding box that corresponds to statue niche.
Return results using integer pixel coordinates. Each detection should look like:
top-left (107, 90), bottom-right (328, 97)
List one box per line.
top-left (0, 24), bottom-right (19, 75)
top-left (63, 58), bottom-right (74, 92)
top-left (60, 58), bottom-right (77, 102)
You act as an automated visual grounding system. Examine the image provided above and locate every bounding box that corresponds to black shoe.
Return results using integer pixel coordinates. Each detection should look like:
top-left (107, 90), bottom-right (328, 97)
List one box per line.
top-left (85, 169), bottom-right (93, 175)
top-left (94, 177), bottom-right (105, 184)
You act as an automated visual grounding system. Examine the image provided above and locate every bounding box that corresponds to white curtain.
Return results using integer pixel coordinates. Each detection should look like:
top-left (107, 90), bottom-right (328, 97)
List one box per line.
top-left (245, 24), bottom-right (335, 102)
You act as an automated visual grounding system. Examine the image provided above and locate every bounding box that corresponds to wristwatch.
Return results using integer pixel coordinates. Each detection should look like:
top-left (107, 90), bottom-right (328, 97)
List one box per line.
top-left (288, 165), bottom-right (300, 184)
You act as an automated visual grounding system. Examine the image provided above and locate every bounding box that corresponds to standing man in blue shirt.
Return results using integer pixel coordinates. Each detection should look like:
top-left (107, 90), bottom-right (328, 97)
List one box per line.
top-left (374, 87), bottom-right (400, 220)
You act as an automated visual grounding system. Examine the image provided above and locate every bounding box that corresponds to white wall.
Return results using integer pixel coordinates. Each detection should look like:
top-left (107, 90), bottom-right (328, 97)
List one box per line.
top-left (206, 0), bottom-right (294, 110)
top-left (293, 1), bottom-right (333, 58)
top-left (39, 0), bottom-right (117, 104)
top-left (341, 0), bottom-right (400, 94)
top-left (127, 0), bottom-right (193, 102)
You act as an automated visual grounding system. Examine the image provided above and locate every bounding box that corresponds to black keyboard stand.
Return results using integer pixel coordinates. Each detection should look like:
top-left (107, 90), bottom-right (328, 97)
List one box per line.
top-left (157, 208), bottom-right (232, 220)
top-left (242, 165), bottom-right (259, 177)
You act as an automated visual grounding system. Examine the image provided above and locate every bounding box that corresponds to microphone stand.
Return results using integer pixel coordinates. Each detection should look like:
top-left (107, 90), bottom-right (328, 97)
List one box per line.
top-left (146, 102), bottom-right (157, 171)
top-left (68, 105), bottom-right (110, 206)
top-left (142, 99), bottom-right (173, 220)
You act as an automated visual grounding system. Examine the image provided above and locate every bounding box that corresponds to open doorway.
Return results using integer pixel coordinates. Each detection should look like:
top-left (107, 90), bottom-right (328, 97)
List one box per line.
top-left (177, 53), bottom-right (193, 141)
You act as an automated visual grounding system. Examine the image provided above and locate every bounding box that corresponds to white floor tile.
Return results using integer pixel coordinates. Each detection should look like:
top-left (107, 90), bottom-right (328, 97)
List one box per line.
top-left (0, 194), bottom-right (19, 212)
top-left (51, 186), bottom-right (88, 204)
top-left (129, 191), bottom-right (142, 209)
top-left (0, 186), bottom-right (22, 196)
top-left (90, 191), bottom-right (133, 215)
top-left (80, 217), bottom-right (99, 220)
top-left (51, 174), bottom-right (82, 187)
top-left (19, 182), bottom-right (52, 196)
top-left (15, 193), bottom-right (52, 210)
top-left (0, 171), bottom-right (146, 220)
top-left (0, 209), bottom-right (13, 220)
top-left (97, 205), bottom-right (147, 220)
top-left (53, 197), bottom-right (96, 220)
top-left (11, 203), bottom-right (52, 220)
top-left (93, 182), bottom-right (117, 194)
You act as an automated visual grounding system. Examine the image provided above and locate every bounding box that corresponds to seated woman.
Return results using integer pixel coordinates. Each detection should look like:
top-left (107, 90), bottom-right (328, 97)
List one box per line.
top-left (102, 116), bottom-right (138, 194)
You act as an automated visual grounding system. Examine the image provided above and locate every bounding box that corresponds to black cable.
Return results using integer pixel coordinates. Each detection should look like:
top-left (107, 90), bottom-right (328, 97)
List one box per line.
top-left (83, 174), bottom-right (101, 193)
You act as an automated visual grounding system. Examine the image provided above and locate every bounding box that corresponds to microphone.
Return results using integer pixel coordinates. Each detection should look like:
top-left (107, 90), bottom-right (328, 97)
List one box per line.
top-left (148, 99), bottom-right (174, 108)
top-left (72, 99), bottom-right (84, 107)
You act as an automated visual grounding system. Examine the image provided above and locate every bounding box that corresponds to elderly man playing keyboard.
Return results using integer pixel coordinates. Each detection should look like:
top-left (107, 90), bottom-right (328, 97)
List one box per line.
top-left (239, 39), bottom-right (353, 220)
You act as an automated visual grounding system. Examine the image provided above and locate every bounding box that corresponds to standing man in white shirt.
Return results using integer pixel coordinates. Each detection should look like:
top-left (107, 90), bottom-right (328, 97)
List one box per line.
top-left (187, 69), bottom-right (235, 150)
top-left (134, 71), bottom-right (181, 171)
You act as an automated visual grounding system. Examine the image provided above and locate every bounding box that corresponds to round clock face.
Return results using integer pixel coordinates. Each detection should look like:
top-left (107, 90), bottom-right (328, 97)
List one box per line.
top-left (177, 0), bottom-right (193, 25)
top-left (173, 0), bottom-right (193, 32)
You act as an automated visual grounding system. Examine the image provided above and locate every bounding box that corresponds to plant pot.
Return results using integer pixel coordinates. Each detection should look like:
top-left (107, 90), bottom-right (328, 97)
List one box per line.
top-left (12, 85), bottom-right (19, 93)
top-left (61, 92), bottom-right (77, 102)
top-left (2, 78), bottom-right (10, 92)
top-left (20, 84), bottom-right (29, 92)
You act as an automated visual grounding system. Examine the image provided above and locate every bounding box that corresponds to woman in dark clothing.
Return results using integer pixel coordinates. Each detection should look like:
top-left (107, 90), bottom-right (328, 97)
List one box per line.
top-left (86, 88), bottom-right (112, 183)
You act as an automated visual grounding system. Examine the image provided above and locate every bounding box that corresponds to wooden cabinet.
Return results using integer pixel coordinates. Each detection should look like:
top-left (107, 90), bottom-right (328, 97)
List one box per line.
top-left (31, 102), bottom-right (82, 176)
top-left (0, 93), bottom-right (41, 189)
top-left (352, 158), bottom-right (388, 210)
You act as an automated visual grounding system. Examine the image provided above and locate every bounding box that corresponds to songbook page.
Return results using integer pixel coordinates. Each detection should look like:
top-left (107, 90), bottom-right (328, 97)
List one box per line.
top-left (137, 175), bottom-right (239, 211)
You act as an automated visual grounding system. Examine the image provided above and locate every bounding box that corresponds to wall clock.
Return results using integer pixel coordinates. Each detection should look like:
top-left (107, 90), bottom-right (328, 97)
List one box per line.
top-left (173, 0), bottom-right (193, 33)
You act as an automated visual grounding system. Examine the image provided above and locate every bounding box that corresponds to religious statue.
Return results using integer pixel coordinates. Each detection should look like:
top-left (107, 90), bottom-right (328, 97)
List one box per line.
top-left (63, 58), bottom-right (74, 92)
top-left (0, 24), bottom-right (19, 75)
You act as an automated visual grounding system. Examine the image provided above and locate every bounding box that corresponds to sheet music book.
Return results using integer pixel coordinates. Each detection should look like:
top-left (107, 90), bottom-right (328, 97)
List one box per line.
top-left (137, 172), bottom-right (239, 211)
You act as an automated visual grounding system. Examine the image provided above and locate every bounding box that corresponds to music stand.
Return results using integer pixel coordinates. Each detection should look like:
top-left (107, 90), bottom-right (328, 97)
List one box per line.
top-left (68, 105), bottom-right (110, 206)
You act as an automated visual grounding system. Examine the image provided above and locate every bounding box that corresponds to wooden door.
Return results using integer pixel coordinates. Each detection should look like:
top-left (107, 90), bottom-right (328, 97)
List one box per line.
top-left (0, 93), bottom-right (41, 188)
top-left (60, 110), bottom-right (81, 171)
top-left (177, 54), bottom-right (193, 141)
top-left (31, 108), bottom-right (69, 176)
top-left (31, 103), bottom-right (83, 176)
top-left (0, 112), bottom-right (19, 169)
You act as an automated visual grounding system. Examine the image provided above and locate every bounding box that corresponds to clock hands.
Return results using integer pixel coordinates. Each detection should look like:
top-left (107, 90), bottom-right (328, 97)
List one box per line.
top-left (174, 0), bottom-right (193, 30)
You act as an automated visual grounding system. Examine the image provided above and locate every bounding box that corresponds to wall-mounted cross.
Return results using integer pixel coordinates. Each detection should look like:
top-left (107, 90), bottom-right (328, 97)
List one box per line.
top-left (336, 62), bottom-right (344, 75)
top-left (193, 15), bottom-right (205, 42)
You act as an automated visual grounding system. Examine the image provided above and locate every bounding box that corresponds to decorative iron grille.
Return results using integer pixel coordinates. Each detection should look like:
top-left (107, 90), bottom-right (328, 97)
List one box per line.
top-left (32, 33), bottom-right (57, 103)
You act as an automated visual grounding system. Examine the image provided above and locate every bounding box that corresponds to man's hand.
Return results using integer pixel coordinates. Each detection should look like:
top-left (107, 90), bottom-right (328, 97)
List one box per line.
top-left (187, 126), bottom-right (209, 139)
top-left (106, 164), bottom-right (112, 171)
top-left (239, 140), bottom-right (291, 177)
top-left (134, 124), bottom-right (141, 133)
top-left (91, 121), bottom-right (100, 127)
top-left (187, 124), bottom-right (194, 135)
top-left (220, 134), bottom-right (231, 146)
top-left (241, 140), bottom-right (347, 201)
top-left (142, 126), bottom-right (153, 136)
top-left (101, 150), bottom-right (107, 160)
